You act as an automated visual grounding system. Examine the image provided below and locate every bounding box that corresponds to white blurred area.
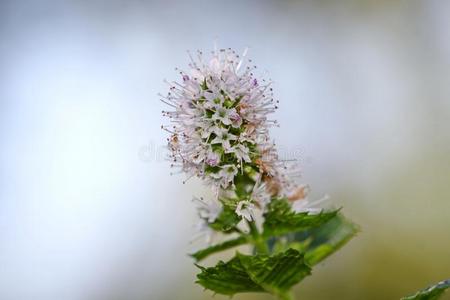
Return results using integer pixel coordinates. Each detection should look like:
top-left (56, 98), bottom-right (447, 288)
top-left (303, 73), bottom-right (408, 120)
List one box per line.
top-left (0, 1), bottom-right (449, 300)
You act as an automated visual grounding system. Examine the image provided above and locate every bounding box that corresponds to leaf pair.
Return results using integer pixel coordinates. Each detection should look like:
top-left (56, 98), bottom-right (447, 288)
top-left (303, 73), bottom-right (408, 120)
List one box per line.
top-left (192, 198), bottom-right (359, 299)
top-left (192, 199), bottom-right (358, 265)
top-left (196, 249), bottom-right (311, 299)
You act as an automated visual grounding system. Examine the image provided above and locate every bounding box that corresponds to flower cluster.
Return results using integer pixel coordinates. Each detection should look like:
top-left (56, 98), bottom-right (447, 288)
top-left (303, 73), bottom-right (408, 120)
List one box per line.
top-left (161, 47), bottom-right (308, 227)
top-left (159, 47), bottom-right (358, 300)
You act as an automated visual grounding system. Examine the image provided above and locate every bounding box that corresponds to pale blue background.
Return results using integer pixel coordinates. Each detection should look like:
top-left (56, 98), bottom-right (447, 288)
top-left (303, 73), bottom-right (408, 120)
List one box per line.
top-left (1, 1), bottom-right (449, 299)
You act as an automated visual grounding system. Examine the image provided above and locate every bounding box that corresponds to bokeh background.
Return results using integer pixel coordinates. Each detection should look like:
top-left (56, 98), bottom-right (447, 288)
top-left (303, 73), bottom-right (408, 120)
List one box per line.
top-left (1, 0), bottom-right (449, 299)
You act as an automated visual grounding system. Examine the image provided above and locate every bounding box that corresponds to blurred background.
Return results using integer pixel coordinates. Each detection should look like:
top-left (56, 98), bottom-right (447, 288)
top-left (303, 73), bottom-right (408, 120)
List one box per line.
top-left (1, 0), bottom-right (449, 299)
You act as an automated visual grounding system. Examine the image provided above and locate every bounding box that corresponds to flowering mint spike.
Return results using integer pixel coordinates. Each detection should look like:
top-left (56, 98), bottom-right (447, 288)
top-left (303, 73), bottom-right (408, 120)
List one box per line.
top-left (161, 45), bottom-right (358, 300)
top-left (162, 47), bottom-right (302, 220)
top-left (401, 280), bottom-right (450, 300)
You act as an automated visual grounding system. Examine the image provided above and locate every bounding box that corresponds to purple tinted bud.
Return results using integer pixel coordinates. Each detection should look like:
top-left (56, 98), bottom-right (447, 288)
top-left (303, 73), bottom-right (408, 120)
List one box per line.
top-left (206, 157), bottom-right (218, 166)
top-left (182, 75), bottom-right (190, 81)
top-left (229, 111), bottom-right (241, 122)
top-left (206, 152), bottom-right (220, 166)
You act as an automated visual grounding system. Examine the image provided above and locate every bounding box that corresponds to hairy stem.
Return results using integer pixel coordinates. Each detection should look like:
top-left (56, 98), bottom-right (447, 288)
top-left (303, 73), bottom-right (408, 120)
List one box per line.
top-left (247, 220), bottom-right (269, 254)
top-left (247, 223), bottom-right (295, 300)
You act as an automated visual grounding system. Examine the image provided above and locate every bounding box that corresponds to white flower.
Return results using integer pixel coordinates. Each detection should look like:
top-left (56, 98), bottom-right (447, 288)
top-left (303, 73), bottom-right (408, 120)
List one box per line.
top-left (211, 164), bottom-right (238, 188)
top-left (205, 151), bottom-right (220, 166)
top-left (228, 110), bottom-right (243, 128)
top-left (228, 143), bottom-right (251, 163)
top-left (251, 184), bottom-right (272, 211)
top-left (191, 144), bottom-right (210, 164)
top-left (192, 219), bottom-right (215, 244)
top-left (292, 194), bottom-right (330, 214)
top-left (193, 196), bottom-right (222, 223)
top-left (200, 121), bottom-right (221, 140)
top-left (235, 200), bottom-right (256, 221)
top-left (211, 127), bottom-right (237, 151)
top-left (203, 90), bottom-right (222, 107)
top-left (212, 107), bottom-right (233, 126)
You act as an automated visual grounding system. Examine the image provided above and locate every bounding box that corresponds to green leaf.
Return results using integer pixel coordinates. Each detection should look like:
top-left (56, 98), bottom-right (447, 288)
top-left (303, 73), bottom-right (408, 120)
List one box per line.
top-left (238, 248), bottom-right (311, 297)
top-left (263, 198), bottom-right (339, 238)
top-left (190, 236), bottom-right (248, 261)
top-left (209, 204), bottom-right (240, 233)
top-left (268, 213), bottom-right (358, 266)
top-left (196, 249), bottom-right (311, 297)
top-left (401, 279), bottom-right (450, 300)
top-left (300, 214), bottom-right (359, 265)
top-left (196, 256), bottom-right (264, 296)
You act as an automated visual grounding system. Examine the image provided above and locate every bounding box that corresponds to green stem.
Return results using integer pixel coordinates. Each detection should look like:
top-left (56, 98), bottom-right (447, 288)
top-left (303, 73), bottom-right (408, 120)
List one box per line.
top-left (278, 291), bottom-right (295, 300)
top-left (246, 221), bottom-right (294, 300)
top-left (247, 220), bottom-right (269, 254)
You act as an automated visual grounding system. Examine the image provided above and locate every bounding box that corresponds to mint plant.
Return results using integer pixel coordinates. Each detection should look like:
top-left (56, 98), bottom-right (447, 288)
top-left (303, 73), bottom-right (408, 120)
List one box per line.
top-left (161, 46), bottom-right (358, 299)
top-left (401, 279), bottom-right (450, 300)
